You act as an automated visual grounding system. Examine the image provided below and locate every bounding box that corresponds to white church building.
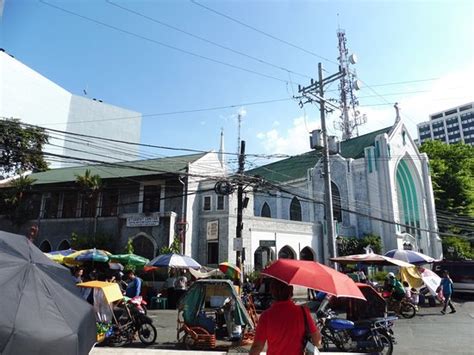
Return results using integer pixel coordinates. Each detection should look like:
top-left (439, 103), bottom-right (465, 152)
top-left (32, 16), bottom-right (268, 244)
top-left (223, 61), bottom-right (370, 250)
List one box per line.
top-left (203, 116), bottom-right (443, 271)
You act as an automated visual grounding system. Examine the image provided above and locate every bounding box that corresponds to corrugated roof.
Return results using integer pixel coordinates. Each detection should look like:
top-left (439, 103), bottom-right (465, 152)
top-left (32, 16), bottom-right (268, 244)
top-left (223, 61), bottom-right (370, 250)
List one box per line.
top-left (247, 126), bottom-right (391, 183)
top-left (29, 153), bottom-right (206, 185)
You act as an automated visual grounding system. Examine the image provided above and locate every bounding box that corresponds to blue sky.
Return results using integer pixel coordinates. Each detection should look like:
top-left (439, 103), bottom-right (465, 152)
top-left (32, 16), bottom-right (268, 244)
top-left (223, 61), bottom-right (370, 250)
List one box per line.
top-left (2, 0), bottom-right (474, 168)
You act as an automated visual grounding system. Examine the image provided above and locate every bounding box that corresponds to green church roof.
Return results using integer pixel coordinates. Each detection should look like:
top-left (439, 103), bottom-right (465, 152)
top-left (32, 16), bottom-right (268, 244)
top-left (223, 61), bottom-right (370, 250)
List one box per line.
top-left (247, 126), bottom-right (391, 183)
top-left (29, 153), bottom-right (207, 185)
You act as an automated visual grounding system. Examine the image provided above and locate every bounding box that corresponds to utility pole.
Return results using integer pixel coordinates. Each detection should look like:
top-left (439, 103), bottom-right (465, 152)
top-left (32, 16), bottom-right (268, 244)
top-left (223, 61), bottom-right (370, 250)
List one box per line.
top-left (236, 140), bottom-right (245, 272)
top-left (298, 63), bottom-right (344, 266)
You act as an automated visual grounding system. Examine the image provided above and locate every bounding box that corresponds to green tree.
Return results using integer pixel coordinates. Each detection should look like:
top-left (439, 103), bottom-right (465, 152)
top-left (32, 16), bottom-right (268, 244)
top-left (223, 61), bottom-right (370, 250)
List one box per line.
top-left (124, 238), bottom-right (135, 254)
top-left (420, 140), bottom-right (474, 234)
top-left (441, 236), bottom-right (473, 260)
top-left (75, 169), bottom-right (102, 200)
top-left (159, 236), bottom-right (181, 254)
top-left (0, 175), bottom-right (38, 226)
top-left (0, 118), bottom-right (49, 178)
top-left (337, 234), bottom-right (382, 256)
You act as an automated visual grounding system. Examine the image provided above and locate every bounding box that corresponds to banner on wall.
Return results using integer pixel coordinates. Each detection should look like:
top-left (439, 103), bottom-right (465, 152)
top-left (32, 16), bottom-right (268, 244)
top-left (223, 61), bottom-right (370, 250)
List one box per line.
top-left (207, 220), bottom-right (219, 240)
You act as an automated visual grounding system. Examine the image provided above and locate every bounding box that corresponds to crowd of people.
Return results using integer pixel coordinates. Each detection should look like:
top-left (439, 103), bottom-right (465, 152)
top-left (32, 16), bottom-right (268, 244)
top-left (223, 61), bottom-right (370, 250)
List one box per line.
top-left (70, 266), bottom-right (191, 309)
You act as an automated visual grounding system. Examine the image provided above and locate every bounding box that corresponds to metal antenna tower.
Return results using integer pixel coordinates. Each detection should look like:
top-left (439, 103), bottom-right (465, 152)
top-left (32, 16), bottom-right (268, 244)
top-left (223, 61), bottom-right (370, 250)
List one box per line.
top-left (336, 29), bottom-right (366, 140)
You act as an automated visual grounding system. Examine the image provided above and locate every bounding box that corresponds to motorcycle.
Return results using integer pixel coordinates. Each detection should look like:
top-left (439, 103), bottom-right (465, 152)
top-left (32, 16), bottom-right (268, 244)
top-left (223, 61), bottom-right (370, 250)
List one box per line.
top-left (77, 281), bottom-right (157, 347)
top-left (108, 298), bottom-right (157, 346)
top-left (317, 306), bottom-right (396, 355)
top-left (383, 291), bottom-right (417, 319)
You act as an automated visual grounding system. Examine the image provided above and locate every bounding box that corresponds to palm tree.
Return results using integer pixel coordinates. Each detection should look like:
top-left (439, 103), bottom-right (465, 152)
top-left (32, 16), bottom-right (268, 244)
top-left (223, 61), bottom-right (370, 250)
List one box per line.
top-left (75, 169), bottom-right (102, 236)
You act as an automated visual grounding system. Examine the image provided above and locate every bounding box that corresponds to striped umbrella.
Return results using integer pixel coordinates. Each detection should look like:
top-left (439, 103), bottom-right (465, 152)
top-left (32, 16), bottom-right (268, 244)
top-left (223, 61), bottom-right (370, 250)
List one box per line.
top-left (219, 262), bottom-right (241, 280)
top-left (146, 253), bottom-right (201, 270)
top-left (63, 248), bottom-right (111, 266)
top-left (384, 249), bottom-right (435, 265)
top-left (45, 248), bottom-right (76, 264)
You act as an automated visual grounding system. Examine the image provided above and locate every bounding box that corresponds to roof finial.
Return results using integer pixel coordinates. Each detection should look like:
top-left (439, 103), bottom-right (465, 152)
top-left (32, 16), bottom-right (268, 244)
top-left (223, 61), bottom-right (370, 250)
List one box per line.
top-left (394, 102), bottom-right (401, 123)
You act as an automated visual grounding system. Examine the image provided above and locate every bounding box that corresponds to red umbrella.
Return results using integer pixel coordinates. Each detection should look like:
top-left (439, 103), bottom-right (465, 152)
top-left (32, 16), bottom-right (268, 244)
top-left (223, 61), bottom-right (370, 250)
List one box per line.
top-left (261, 259), bottom-right (366, 300)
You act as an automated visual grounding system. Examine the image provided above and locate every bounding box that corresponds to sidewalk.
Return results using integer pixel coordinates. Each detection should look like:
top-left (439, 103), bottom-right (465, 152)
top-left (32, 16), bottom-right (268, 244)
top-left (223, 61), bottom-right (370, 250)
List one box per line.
top-left (90, 348), bottom-right (354, 355)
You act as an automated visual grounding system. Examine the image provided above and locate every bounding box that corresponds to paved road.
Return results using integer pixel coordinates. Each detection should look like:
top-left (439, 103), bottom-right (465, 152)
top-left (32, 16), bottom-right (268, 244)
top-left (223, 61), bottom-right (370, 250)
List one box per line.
top-left (393, 296), bottom-right (474, 355)
top-left (100, 296), bottom-right (474, 354)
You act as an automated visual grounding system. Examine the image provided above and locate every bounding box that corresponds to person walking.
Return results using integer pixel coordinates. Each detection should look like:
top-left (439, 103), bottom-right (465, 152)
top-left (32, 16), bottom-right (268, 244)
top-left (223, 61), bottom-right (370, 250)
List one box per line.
top-left (125, 270), bottom-right (142, 298)
top-left (250, 278), bottom-right (321, 355)
top-left (437, 270), bottom-right (456, 315)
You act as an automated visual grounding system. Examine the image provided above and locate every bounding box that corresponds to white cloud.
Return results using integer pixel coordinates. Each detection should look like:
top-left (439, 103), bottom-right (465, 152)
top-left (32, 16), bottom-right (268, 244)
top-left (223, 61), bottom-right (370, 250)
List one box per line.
top-left (257, 115), bottom-right (320, 155)
top-left (257, 65), bottom-right (474, 155)
top-left (238, 107), bottom-right (247, 117)
top-left (360, 64), bottom-right (474, 137)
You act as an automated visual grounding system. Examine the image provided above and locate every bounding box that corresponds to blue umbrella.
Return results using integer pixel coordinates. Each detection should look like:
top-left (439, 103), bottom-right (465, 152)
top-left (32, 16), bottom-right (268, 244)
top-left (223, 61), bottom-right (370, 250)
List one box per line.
top-left (146, 253), bottom-right (201, 270)
top-left (63, 248), bottom-right (111, 266)
top-left (384, 249), bottom-right (435, 264)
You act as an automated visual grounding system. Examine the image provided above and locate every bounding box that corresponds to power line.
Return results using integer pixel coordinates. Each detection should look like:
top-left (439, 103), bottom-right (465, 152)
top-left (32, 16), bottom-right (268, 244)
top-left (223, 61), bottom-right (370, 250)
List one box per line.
top-left (6, 119), bottom-right (291, 159)
top-left (189, 0), bottom-right (338, 66)
top-left (35, 97), bottom-right (293, 126)
top-left (39, 0), bottom-right (290, 84)
top-left (106, 0), bottom-right (311, 80)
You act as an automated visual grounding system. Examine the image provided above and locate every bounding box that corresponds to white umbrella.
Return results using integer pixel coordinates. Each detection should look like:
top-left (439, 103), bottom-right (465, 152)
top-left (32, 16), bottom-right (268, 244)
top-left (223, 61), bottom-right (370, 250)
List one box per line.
top-left (418, 267), bottom-right (442, 296)
top-left (146, 253), bottom-right (201, 269)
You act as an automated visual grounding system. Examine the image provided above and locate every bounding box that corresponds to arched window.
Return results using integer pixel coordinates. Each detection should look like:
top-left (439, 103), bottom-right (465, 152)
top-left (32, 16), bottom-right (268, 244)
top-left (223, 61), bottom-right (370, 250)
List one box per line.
top-left (132, 234), bottom-right (156, 260)
top-left (261, 202), bottom-right (271, 218)
top-left (278, 245), bottom-right (296, 259)
top-left (289, 197), bottom-right (302, 221)
top-left (300, 247), bottom-right (315, 261)
top-left (331, 182), bottom-right (342, 222)
top-left (57, 239), bottom-right (71, 250)
top-left (39, 240), bottom-right (52, 253)
top-left (254, 246), bottom-right (275, 271)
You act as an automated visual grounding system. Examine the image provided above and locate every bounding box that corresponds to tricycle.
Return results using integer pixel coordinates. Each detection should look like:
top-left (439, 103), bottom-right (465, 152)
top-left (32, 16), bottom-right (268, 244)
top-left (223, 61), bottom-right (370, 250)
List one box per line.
top-left (177, 279), bottom-right (255, 350)
top-left (78, 281), bottom-right (157, 346)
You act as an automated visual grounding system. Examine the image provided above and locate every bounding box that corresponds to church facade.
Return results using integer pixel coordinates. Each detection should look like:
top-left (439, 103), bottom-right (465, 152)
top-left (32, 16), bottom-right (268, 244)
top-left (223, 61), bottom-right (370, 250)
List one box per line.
top-left (212, 119), bottom-right (442, 271)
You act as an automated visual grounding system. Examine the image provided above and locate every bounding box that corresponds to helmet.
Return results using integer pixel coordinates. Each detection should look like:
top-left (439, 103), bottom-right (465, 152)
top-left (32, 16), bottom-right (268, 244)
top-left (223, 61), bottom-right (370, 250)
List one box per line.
top-left (387, 272), bottom-right (395, 278)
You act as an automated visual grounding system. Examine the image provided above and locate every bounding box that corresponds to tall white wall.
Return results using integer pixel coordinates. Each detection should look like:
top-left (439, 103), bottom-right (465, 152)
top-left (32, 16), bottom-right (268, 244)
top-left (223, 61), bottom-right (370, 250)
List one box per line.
top-left (65, 95), bottom-right (141, 165)
top-left (0, 51), bottom-right (71, 160)
top-left (0, 51), bottom-right (142, 168)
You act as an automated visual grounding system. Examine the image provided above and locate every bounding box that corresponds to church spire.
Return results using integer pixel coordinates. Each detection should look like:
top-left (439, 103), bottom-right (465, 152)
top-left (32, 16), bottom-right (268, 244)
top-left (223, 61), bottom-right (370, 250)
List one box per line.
top-left (219, 128), bottom-right (226, 171)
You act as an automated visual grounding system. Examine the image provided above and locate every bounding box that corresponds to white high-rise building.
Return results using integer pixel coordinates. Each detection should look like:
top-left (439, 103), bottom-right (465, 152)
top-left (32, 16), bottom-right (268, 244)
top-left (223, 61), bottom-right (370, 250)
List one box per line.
top-left (417, 102), bottom-right (474, 146)
top-left (0, 50), bottom-right (142, 168)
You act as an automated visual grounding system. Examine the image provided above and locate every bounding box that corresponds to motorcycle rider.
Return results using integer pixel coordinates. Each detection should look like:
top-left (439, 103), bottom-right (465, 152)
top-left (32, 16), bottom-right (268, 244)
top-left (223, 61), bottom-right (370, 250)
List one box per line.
top-left (387, 273), bottom-right (405, 313)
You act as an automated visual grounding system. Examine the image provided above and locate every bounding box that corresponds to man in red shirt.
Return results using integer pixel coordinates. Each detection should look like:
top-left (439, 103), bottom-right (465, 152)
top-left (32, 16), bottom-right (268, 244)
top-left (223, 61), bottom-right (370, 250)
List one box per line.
top-left (250, 279), bottom-right (321, 355)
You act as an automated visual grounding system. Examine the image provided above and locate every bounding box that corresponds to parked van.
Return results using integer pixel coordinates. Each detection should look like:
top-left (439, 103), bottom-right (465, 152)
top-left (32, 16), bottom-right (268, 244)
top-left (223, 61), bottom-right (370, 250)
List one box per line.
top-left (433, 260), bottom-right (474, 294)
